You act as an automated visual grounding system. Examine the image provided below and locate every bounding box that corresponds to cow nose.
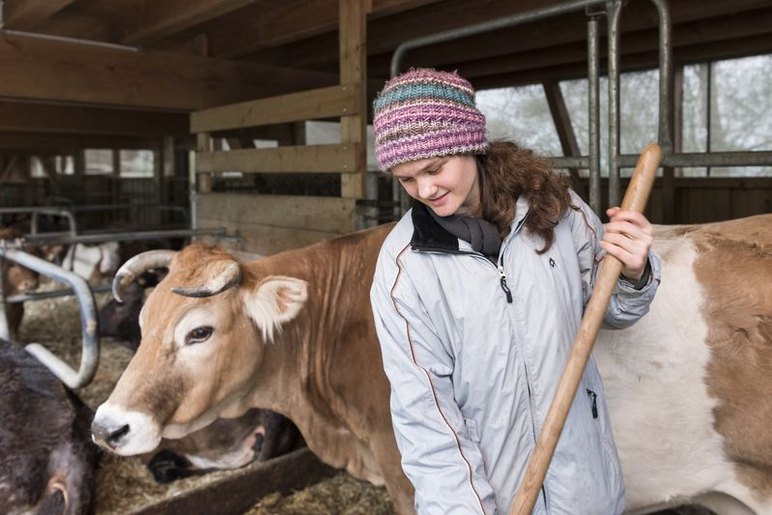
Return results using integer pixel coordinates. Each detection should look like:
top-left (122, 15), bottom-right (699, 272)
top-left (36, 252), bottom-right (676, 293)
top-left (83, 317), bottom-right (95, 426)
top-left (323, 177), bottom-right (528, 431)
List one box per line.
top-left (91, 420), bottom-right (131, 450)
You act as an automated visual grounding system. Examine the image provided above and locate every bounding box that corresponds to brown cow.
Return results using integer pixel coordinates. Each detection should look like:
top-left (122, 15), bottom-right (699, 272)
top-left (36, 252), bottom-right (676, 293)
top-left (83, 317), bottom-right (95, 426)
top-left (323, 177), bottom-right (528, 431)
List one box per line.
top-left (0, 228), bottom-right (39, 340)
top-left (92, 216), bottom-right (772, 514)
top-left (91, 225), bottom-right (413, 512)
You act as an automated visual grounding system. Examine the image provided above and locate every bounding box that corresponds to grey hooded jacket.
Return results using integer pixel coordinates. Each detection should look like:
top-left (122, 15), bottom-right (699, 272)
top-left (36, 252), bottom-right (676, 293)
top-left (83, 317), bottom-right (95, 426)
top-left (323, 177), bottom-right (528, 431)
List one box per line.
top-left (370, 192), bottom-right (661, 515)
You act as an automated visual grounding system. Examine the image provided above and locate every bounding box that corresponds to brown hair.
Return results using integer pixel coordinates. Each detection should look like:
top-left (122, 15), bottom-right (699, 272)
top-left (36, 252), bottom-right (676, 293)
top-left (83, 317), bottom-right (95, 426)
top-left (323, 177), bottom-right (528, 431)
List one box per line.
top-left (474, 141), bottom-right (571, 253)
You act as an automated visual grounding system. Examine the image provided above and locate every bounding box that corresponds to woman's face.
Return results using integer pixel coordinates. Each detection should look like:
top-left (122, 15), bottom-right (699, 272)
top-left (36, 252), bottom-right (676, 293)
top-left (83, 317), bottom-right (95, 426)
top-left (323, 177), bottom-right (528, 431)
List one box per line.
top-left (390, 155), bottom-right (480, 217)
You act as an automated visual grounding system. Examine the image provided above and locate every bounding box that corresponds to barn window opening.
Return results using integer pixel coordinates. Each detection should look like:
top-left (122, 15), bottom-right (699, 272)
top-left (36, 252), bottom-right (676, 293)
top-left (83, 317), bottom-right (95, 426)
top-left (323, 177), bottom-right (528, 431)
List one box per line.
top-left (682, 54), bottom-right (772, 177)
top-left (85, 149), bottom-right (114, 175)
top-left (476, 84), bottom-right (563, 158)
top-left (119, 150), bottom-right (154, 178)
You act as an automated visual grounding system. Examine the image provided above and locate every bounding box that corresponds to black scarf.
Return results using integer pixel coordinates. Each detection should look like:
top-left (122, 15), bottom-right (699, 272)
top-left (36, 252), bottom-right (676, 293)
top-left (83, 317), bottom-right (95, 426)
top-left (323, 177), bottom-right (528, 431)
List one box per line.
top-left (428, 209), bottom-right (502, 259)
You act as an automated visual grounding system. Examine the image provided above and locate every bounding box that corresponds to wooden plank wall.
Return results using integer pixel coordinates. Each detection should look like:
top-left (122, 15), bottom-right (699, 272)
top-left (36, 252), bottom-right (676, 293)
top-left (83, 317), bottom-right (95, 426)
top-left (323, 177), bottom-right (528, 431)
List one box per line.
top-left (191, 0), bottom-right (367, 256)
top-left (585, 177), bottom-right (772, 224)
top-left (198, 193), bottom-right (355, 256)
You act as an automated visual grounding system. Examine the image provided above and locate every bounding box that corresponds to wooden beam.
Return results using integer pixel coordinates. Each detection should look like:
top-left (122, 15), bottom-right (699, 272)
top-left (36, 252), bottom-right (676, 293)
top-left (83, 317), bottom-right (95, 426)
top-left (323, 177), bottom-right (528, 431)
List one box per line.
top-left (339, 0), bottom-right (367, 200)
top-left (191, 84), bottom-right (361, 133)
top-left (0, 133), bottom-right (160, 152)
top-left (460, 7), bottom-right (772, 89)
top-left (542, 80), bottom-right (584, 195)
top-left (2, 0), bottom-right (76, 30)
top-left (196, 144), bottom-right (360, 174)
top-left (0, 101), bottom-right (189, 136)
top-left (120, 0), bottom-right (259, 47)
top-left (198, 193), bottom-right (356, 233)
top-left (249, 0), bottom-right (771, 74)
top-left (469, 29), bottom-right (772, 91)
top-left (203, 0), bottom-right (440, 58)
top-left (0, 31), bottom-right (336, 110)
top-left (132, 448), bottom-right (336, 515)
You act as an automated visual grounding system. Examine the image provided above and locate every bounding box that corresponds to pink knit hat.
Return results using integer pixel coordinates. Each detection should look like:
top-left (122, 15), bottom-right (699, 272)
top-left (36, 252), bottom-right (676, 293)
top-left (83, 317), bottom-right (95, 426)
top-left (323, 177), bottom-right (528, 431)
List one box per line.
top-left (373, 68), bottom-right (488, 171)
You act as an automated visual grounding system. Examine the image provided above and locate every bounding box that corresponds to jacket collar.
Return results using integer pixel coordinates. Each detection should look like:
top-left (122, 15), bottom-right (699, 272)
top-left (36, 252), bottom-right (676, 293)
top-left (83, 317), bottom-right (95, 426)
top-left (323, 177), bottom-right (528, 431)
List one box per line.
top-left (410, 202), bottom-right (459, 252)
top-left (410, 197), bottom-right (531, 252)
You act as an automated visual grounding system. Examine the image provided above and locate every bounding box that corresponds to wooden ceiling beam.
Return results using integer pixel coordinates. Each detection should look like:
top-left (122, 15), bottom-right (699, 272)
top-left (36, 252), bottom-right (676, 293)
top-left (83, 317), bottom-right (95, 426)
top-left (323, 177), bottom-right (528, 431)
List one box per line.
top-left (0, 102), bottom-right (189, 136)
top-left (119, 0), bottom-right (260, 47)
top-left (246, 0), bottom-right (772, 71)
top-left (2, 0), bottom-right (76, 30)
top-left (204, 0), bottom-right (443, 59)
top-left (0, 132), bottom-right (160, 153)
top-left (439, 7), bottom-right (772, 84)
top-left (0, 31), bottom-right (336, 110)
top-left (470, 32), bottom-right (772, 91)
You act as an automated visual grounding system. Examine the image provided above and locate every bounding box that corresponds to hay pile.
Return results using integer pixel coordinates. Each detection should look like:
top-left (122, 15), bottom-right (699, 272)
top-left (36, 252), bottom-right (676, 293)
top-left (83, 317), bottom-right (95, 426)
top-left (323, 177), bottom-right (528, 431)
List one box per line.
top-left (245, 473), bottom-right (393, 515)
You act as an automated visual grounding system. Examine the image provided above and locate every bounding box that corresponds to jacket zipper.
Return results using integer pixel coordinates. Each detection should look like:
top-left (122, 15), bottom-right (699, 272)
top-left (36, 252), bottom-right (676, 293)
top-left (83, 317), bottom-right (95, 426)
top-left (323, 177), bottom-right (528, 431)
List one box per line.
top-left (497, 265), bottom-right (513, 303)
top-left (414, 219), bottom-right (548, 507)
top-left (586, 389), bottom-right (599, 419)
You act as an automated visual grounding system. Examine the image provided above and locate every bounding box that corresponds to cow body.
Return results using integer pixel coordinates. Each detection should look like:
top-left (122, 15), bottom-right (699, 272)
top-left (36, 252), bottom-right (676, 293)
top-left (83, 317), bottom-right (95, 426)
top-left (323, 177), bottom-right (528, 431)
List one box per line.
top-left (0, 338), bottom-right (96, 515)
top-left (0, 229), bottom-right (40, 340)
top-left (93, 215), bottom-right (772, 514)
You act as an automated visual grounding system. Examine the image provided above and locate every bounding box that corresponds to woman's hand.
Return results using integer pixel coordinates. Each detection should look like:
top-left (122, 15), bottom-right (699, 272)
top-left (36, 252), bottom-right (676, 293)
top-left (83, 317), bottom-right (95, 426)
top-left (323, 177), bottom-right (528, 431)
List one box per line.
top-left (600, 207), bottom-right (654, 281)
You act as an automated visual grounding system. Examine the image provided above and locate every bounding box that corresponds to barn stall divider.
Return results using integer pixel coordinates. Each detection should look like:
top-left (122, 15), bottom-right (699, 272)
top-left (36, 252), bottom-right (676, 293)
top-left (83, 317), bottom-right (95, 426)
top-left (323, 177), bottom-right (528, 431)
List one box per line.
top-left (190, 2), bottom-right (367, 257)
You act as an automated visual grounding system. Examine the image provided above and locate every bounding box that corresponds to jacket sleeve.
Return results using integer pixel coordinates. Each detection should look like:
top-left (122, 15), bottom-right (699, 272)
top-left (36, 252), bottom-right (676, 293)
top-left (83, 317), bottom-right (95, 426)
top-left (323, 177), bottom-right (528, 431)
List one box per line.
top-left (370, 250), bottom-right (498, 515)
top-left (568, 191), bottom-right (661, 329)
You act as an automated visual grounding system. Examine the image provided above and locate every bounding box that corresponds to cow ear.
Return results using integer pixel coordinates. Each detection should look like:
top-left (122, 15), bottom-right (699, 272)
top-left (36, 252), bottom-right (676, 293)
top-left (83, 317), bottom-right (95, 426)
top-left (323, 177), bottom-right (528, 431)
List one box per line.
top-left (243, 276), bottom-right (308, 342)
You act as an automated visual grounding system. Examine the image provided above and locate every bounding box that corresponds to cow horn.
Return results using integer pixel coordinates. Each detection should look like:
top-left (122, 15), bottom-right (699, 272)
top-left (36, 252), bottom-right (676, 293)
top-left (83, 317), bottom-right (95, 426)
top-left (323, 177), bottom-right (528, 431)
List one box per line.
top-left (171, 261), bottom-right (242, 298)
top-left (112, 250), bottom-right (176, 302)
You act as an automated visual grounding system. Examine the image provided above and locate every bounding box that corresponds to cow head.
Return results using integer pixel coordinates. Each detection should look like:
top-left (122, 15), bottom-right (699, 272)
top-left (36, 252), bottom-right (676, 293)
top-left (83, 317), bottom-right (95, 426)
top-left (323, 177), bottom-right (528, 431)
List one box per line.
top-left (91, 244), bottom-right (308, 455)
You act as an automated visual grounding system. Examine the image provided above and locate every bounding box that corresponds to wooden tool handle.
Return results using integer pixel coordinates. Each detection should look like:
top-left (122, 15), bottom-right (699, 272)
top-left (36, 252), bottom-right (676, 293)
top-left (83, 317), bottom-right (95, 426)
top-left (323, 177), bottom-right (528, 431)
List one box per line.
top-left (509, 143), bottom-right (661, 515)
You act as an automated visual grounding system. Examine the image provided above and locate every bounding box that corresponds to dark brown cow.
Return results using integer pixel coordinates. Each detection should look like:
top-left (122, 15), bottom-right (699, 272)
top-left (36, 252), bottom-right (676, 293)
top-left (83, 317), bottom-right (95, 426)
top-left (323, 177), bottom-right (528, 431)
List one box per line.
top-left (92, 216), bottom-right (772, 514)
top-left (0, 338), bottom-right (96, 515)
top-left (150, 409), bottom-right (301, 483)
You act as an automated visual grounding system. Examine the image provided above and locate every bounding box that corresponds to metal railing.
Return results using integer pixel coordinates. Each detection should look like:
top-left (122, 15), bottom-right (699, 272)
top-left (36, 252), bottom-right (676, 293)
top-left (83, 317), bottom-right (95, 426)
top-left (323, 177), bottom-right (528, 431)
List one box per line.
top-left (389, 0), bottom-right (772, 216)
top-left (0, 213), bottom-right (226, 389)
top-left (0, 246), bottom-right (99, 389)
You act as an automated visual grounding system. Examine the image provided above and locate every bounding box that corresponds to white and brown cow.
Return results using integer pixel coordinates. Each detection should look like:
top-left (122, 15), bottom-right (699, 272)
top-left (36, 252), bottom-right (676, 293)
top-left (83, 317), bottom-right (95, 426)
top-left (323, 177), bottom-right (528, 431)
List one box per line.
top-left (92, 214), bottom-right (772, 514)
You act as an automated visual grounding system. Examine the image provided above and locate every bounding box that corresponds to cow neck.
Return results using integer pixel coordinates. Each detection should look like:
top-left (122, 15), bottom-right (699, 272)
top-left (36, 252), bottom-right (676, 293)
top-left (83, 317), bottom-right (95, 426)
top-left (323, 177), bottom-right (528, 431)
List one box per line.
top-left (243, 253), bottom-right (355, 422)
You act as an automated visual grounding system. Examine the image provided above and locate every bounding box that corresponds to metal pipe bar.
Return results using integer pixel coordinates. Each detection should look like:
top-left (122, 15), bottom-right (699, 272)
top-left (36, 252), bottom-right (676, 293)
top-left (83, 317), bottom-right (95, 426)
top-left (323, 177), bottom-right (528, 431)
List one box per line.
top-left (588, 15), bottom-right (602, 214)
top-left (390, 0), bottom-right (606, 77)
top-left (551, 151), bottom-right (772, 169)
top-left (624, 151), bottom-right (772, 168)
top-left (651, 0), bottom-right (674, 155)
top-left (550, 157), bottom-right (591, 169)
top-left (6, 284), bottom-right (112, 304)
top-left (18, 227), bottom-right (226, 247)
top-left (0, 248), bottom-right (99, 389)
top-left (706, 60), bottom-right (713, 176)
top-left (607, 0), bottom-right (622, 207)
top-left (0, 206), bottom-right (78, 236)
top-left (0, 257), bottom-right (8, 340)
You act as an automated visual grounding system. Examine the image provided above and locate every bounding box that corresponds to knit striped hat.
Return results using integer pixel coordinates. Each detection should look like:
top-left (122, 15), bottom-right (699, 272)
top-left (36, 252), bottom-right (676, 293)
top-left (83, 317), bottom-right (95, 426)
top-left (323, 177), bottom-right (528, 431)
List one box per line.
top-left (373, 68), bottom-right (488, 171)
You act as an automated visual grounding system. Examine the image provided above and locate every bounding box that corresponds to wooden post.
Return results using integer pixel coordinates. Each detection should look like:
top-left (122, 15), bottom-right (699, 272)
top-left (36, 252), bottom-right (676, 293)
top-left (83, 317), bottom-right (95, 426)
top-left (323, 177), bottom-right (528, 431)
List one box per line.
top-left (196, 132), bottom-right (212, 193)
top-left (542, 80), bottom-right (585, 199)
top-left (339, 0), bottom-right (367, 201)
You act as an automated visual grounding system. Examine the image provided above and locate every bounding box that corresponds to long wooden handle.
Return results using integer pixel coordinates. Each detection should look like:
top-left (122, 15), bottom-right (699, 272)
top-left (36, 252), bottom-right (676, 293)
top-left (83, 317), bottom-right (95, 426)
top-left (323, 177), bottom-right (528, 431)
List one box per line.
top-left (509, 143), bottom-right (661, 515)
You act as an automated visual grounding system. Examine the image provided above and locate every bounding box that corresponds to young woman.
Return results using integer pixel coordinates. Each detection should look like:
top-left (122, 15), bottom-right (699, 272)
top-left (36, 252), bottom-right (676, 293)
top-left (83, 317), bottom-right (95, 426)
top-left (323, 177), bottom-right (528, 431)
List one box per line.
top-left (370, 68), bottom-right (660, 514)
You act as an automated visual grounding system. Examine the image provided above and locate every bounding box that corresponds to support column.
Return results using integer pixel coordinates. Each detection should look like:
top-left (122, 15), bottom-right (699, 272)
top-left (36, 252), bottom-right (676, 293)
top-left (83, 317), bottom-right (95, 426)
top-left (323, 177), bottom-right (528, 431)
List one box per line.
top-left (339, 0), bottom-right (367, 203)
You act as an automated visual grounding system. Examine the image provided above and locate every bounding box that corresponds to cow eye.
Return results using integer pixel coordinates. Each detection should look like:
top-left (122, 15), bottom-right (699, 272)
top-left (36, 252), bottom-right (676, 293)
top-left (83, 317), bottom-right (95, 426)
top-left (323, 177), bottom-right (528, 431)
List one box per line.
top-left (186, 326), bottom-right (213, 345)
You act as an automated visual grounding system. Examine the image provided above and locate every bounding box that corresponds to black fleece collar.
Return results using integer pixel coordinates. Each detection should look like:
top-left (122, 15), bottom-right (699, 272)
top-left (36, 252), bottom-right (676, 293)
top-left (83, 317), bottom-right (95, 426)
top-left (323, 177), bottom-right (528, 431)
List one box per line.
top-left (410, 202), bottom-right (461, 252)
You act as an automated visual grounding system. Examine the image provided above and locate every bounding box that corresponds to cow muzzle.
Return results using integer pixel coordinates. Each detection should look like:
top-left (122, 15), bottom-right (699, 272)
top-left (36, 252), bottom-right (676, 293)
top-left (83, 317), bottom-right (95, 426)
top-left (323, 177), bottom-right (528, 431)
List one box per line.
top-left (91, 403), bottom-right (162, 455)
